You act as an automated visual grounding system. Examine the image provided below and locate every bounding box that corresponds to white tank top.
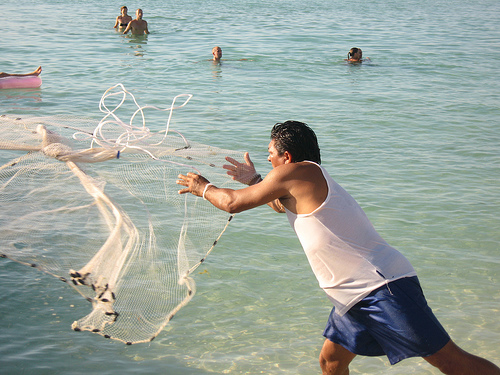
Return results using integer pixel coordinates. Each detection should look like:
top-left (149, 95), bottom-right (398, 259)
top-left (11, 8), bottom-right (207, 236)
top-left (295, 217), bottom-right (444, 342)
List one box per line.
top-left (285, 162), bottom-right (416, 316)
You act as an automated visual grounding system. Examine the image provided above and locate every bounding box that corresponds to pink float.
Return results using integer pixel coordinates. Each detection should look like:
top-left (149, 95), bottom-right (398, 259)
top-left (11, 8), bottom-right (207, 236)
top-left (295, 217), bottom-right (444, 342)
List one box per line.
top-left (0, 76), bottom-right (42, 89)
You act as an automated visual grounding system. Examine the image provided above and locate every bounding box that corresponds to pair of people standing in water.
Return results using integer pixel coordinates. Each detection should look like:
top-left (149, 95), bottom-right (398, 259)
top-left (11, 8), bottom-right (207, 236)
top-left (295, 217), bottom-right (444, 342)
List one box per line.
top-left (113, 6), bottom-right (149, 35)
top-left (2, 7), bottom-right (149, 80)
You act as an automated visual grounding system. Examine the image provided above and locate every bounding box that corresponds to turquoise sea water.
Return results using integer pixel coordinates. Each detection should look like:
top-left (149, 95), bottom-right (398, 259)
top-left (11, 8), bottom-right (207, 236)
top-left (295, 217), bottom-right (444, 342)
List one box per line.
top-left (1, 0), bottom-right (499, 374)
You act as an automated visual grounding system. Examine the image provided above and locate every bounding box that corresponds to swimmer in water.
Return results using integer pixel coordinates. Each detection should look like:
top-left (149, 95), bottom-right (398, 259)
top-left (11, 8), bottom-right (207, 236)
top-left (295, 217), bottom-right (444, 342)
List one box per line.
top-left (0, 66), bottom-right (42, 78)
top-left (123, 9), bottom-right (150, 35)
top-left (346, 47), bottom-right (370, 63)
top-left (210, 46), bottom-right (249, 63)
top-left (212, 46), bottom-right (223, 62)
top-left (113, 6), bottom-right (133, 29)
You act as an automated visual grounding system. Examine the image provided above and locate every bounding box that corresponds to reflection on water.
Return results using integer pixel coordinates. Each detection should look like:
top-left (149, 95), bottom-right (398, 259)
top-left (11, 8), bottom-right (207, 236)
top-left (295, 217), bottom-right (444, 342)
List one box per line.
top-left (211, 61), bottom-right (222, 79)
top-left (0, 88), bottom-right (42, 111)
top-left (125, 34), bottom-right (148, 57)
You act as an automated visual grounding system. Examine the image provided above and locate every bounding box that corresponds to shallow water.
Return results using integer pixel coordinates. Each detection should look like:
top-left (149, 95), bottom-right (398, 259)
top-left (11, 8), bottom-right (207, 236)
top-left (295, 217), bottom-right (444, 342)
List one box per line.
top-left (1, 0), bottom-right (499, 374)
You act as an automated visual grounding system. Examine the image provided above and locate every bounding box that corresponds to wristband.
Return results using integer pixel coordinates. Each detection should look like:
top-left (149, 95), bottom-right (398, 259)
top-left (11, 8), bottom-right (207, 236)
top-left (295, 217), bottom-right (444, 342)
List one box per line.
top-left (249, 173), bottom-right (262, 185)
top-left (202, 183), bottom-right (214, 200)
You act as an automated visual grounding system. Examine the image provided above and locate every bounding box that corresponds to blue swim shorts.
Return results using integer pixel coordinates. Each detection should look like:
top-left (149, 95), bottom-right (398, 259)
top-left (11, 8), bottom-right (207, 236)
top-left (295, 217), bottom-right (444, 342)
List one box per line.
top-left (323, 276), bottom-right (450, 365)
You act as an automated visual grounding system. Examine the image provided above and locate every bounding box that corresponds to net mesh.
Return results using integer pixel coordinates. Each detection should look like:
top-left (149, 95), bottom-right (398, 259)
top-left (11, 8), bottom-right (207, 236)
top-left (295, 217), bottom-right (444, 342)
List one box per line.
top-left (0, 85), bottom-right (243, 344)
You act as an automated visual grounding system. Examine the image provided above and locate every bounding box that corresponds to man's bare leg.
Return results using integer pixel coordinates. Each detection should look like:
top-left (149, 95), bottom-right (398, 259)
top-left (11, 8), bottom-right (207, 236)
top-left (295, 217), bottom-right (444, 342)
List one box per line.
top-left (424, 340), bottom-right (500, 375)
top-left (319, 339), bottom-right (356, 375)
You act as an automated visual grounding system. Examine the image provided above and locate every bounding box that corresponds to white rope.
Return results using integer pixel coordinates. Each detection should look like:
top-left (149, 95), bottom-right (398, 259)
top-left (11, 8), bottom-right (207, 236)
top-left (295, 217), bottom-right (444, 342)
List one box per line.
top-left (71, 84), bottom-right (198, 172)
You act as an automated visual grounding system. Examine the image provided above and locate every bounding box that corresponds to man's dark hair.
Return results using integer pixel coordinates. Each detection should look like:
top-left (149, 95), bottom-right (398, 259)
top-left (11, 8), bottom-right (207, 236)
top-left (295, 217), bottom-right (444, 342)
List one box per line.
top-left (348, 47), bottom-right (362, 59)
top-left (270, 121), bottom-right (321, 164)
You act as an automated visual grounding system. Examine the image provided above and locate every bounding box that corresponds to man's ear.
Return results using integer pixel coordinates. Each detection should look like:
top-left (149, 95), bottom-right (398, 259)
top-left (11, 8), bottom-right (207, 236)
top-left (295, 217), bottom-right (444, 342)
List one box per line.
top-left (283, 151), bottom-right (293, 164)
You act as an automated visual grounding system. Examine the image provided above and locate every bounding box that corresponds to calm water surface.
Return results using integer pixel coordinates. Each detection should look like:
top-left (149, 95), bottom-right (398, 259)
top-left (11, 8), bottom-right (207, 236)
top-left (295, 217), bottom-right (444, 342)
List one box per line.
top-left (1, 0), bottom-right (499, 374)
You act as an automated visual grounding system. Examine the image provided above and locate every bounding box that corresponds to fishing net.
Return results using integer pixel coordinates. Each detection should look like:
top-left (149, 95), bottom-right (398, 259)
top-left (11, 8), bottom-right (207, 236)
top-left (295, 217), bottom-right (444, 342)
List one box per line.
top-left (0, 84), bottom-right (243, 344)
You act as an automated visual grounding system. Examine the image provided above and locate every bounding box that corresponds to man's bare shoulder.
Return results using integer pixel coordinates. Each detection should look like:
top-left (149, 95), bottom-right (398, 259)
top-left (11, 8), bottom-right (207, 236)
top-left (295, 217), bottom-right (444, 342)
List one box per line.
top-left (269, 162), bottom-right (321, 181)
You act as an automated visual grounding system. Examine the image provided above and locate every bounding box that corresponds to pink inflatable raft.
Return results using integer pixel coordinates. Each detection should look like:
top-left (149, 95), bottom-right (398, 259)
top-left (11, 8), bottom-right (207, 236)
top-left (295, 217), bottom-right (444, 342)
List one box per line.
top-left (0, 75), bottom-right (42, 89)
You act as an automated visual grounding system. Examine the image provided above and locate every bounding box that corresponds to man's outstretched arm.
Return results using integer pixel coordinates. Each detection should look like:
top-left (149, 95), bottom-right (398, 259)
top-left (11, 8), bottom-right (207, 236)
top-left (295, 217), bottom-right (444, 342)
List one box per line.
top-left (177, 164), bottom-right (291, 214)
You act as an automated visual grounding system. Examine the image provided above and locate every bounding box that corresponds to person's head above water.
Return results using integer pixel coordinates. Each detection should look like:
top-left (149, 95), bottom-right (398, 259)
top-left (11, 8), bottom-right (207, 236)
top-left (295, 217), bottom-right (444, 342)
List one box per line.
top-left (212, 46), bottom-right (222, 61)
top-left (347, 47), bottom-right (363, 62)
top-left (270, 121), bottom-right (321, 164)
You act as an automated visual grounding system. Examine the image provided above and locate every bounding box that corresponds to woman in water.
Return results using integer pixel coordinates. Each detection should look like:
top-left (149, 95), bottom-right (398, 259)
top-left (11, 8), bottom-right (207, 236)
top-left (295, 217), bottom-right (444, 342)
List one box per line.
top-left (113, 6), bottom-right (132, 29)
